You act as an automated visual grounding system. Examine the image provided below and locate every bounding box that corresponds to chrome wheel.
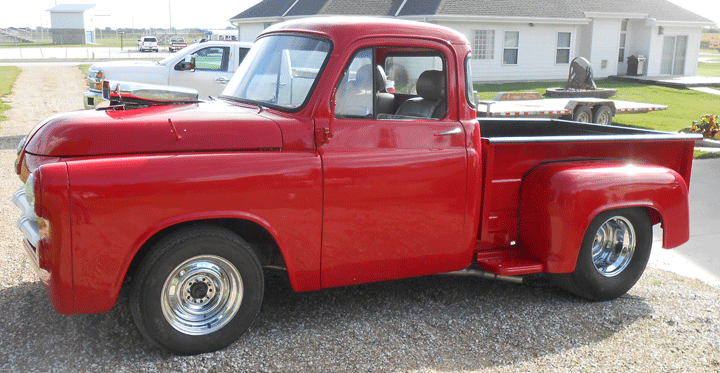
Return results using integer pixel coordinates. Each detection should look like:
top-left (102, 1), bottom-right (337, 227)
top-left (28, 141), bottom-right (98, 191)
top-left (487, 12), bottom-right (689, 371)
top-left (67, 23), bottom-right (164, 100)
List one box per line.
top-left (591, 216), bottom-right (636, 277)
top-left (161, 255), bottom-right (244, 335)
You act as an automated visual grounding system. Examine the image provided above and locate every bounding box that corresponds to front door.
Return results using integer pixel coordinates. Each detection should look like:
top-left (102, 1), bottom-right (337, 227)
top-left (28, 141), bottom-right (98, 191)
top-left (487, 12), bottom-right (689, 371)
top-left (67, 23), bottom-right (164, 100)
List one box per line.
top-left (319, 45), bottom-right (469, 288)
top-left (169, 46), bottom-right (234, 99)
top-left (661, 35), bottom-right (688, 75)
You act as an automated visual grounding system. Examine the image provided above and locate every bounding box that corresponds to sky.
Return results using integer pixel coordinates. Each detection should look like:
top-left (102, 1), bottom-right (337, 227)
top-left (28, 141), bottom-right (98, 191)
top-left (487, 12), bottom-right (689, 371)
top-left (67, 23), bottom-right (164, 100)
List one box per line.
top-left (0, 0), bottom-right (718, 30)
top-left (1, 0), bottom-right (263, 30)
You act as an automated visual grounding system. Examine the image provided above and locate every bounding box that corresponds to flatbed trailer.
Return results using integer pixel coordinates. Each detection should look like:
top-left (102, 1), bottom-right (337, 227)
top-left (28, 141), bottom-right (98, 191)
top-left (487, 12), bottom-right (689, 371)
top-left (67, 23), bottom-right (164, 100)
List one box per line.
top-left (477, 92), bottom-right (667, 125)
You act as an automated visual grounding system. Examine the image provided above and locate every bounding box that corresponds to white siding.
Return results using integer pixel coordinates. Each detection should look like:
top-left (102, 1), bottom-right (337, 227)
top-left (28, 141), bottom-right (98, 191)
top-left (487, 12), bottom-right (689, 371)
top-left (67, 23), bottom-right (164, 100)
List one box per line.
top-left (576, 23), bottom-right (592, 61)
top-left (586, 18), bottom-right (621, 78)
top-left (238, 23), bottom-right (266, 42)
top-left (50, 13), bottom-right (85, 29)
top-left (440, 21), bottom-right (576, 83)
top-left (645, 25), bottom-right (701, 76)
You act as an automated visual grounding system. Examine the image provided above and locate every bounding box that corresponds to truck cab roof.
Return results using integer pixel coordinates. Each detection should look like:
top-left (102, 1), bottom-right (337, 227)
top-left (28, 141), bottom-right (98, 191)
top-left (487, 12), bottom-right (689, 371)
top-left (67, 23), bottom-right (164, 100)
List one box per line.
top-left (261, 16), bottom-right (470, 46)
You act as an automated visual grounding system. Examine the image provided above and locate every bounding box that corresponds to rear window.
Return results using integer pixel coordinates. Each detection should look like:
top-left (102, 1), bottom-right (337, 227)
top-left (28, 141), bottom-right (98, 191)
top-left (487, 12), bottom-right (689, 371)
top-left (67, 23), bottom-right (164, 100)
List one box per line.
top-left (171, 38), bottom-right (184, 42)
top-left (144, 37), bottom-right (157, 42)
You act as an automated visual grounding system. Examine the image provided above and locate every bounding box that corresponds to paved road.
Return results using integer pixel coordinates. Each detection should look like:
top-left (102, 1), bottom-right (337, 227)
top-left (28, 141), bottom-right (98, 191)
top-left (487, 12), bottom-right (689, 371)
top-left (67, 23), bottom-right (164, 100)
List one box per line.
top-left (676, 158), bottom-right (720, 278)
top-left (648, 158), bottom-right (720, 286)
top-left (0, 46), bottom-right (172, 61)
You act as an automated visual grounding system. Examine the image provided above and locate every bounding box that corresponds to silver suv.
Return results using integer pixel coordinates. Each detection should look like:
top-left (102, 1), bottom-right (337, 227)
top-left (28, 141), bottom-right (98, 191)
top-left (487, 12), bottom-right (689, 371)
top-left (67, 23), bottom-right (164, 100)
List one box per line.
top-left (138, 36), bottom-right (159, 52)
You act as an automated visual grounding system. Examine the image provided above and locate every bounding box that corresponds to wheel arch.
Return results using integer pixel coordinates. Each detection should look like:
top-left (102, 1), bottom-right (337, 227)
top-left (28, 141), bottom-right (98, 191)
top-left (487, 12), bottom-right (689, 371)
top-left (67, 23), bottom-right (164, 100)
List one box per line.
top-left (517, 160), bottom-right (690, 274)
top-left (123, 214), bottom-right (293, 293)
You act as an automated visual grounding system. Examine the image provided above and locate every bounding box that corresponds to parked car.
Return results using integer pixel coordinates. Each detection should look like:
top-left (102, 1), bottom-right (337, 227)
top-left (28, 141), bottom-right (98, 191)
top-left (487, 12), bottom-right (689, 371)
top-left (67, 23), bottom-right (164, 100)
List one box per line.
top-left (169, 37), bottom-right (187, 52)
top-left (84, 40), bottom-right (252, 107)
top-left (137, 36), bottom-right (159, 52)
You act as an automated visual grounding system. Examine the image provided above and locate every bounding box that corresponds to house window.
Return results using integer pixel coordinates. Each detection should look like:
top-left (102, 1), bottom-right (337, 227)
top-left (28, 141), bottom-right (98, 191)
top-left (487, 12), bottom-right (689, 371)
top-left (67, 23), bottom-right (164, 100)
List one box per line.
top-left (556, 32), bottom-right (571, 64)
top-left (473, 30), bottom-right (494, 59)
top-left (503, 31), bottom-right (519, 65)
top-left (618, 19), bottom-right (628, 62)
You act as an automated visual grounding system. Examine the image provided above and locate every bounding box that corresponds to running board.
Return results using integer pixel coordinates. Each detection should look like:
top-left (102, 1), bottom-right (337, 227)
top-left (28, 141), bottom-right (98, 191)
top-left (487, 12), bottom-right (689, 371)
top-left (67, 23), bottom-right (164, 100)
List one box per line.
top-left (476, 250), bottom-right (544, 276)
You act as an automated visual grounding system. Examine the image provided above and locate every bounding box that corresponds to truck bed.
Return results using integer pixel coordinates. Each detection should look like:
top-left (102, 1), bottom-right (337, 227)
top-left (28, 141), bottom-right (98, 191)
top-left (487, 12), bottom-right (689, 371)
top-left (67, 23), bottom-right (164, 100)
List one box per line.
top-left (476, 118), bottom-right (699, 259)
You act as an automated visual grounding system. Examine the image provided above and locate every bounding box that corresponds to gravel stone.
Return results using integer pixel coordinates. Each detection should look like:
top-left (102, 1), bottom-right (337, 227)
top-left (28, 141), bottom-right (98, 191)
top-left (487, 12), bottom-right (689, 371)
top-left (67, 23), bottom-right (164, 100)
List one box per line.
top-left (0, 64), bottom-right (719, 372)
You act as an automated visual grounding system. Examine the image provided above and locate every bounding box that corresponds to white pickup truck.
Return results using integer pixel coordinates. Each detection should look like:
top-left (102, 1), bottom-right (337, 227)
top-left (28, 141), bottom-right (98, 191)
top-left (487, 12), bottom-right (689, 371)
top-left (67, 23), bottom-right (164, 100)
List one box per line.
top-left (84, 40), bottom-right (252, 108)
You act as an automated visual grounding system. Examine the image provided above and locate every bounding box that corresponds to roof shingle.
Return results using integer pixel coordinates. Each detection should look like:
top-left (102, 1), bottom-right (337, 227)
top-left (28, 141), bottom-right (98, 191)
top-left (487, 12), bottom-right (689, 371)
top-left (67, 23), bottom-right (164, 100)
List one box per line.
top-left (230, 0), bottom-right (712, 24)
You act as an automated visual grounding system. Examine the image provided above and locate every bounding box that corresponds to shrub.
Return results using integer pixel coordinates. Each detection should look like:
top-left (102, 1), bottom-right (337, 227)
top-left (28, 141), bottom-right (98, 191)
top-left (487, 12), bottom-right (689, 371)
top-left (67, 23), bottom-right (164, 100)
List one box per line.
top-left (680, 114), bottom-right (720, 140)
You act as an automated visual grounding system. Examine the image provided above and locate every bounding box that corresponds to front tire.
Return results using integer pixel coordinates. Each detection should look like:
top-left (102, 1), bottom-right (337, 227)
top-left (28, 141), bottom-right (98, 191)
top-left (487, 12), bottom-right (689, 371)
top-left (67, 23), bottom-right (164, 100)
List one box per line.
top-left (553, 208), bottom-right (652, 301)
top-left (130, 225), bottom-right (264, 354)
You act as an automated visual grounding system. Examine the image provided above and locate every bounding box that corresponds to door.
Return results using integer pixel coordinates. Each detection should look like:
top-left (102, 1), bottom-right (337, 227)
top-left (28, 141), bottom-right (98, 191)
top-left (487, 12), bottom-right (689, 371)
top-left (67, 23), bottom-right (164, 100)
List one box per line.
top-left (661, 36), bottom-right (688, 75)
top-left (169, 46), bottom-right (234, 99)
top-left (319, 46), bottom-right (469, 288)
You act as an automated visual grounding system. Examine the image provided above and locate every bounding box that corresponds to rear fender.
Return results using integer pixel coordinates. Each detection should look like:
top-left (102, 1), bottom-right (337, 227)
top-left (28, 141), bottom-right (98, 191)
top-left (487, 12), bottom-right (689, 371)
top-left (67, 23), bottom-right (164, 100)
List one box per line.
top-left (518, 160), bottom-right (689, 273)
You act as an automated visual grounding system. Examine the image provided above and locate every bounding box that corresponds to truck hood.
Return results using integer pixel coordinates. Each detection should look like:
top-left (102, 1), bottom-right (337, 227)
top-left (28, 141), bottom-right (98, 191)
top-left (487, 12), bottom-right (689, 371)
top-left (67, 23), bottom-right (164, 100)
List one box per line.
top-left (91, 60), bottom-right (160, 72)
top-left (24, 101), bottom-right (283, 157)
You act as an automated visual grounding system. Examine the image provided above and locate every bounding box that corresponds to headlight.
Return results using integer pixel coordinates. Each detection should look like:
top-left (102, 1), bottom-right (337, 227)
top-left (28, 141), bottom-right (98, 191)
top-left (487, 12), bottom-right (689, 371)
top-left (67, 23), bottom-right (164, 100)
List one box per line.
top-left (14, 137), bottom-right (26, 170)
top-left (25, 172), bottom-right (35, 206)
top-left (16, 136), bottom-right (26, 156)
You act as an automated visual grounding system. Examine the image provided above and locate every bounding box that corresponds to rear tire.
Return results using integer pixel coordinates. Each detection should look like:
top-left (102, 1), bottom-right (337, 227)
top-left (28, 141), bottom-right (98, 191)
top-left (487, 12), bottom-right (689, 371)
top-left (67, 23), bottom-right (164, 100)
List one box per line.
top-left (572, 105), bottom-right (593, 123)
top-left (130, 225), bottom-right (264, 354)
top-left (552, 208), bottom-right (652, 301)
top-left (593, 105), bottom-right (613, 125)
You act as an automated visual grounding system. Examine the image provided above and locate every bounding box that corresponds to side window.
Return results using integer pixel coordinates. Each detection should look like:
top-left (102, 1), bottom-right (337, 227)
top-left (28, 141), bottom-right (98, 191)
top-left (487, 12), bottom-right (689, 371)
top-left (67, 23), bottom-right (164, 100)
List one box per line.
top-left (465, 55), bottom-right (476, 108)
top-left (335, 48), bottom-right (373, 118)
top-left (503, 31), bottom-right (519, 65)
top-left (193, 47), bottom-right (230, 71)
top-left (556, 32), bottom-right (571, 64)
top-left (384, 54), bottom-right (446, 119)
top-left (237, 47), bottom-right (249, 66)
top-left (385, 55), bottom-right (443, 95)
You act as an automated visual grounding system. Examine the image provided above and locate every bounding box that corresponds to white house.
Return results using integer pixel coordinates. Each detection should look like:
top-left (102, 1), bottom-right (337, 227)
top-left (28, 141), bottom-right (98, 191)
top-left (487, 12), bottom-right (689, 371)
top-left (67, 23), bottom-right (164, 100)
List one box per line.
top-left (48, 4), bottom-right (96, 45)
top-left (229, 0), bottom-right (715, 82)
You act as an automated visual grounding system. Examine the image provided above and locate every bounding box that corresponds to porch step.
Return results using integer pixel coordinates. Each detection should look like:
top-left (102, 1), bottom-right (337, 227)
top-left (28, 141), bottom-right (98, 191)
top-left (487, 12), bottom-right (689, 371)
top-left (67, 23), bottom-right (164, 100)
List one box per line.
top-left (476, 249), bottom-right (544, 276)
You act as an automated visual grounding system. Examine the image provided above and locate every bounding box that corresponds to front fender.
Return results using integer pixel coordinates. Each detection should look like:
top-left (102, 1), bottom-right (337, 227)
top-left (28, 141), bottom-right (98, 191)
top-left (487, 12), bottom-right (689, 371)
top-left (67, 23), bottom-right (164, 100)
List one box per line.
top-left (66, 151), bottom-right (322, 314)
top-left (518, 160), bottom-right (689, 274)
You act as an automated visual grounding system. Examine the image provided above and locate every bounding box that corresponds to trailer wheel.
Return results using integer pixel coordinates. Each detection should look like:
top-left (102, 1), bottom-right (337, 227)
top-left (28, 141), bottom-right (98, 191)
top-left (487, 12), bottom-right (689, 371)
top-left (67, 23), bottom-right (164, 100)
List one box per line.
top-left (572, 105), bottom-right (593, 123)
top-left (552, 208), bottom-right (652, 301)
top-left (593, 105), bottom-right (613, 125)
top-left (130, 225), bottom-right (264, 354)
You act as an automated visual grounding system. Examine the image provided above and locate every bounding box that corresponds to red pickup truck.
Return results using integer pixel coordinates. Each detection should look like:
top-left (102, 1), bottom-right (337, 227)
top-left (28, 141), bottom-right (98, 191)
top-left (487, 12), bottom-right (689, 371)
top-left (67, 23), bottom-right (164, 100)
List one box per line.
top-left (12, 17), bottom-right (700, 354)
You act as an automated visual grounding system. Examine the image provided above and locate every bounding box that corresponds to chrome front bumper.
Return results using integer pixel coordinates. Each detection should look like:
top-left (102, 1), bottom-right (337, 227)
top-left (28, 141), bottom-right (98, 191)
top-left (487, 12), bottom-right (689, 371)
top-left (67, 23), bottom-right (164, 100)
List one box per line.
top-left (12, 188), bottom-right (41, 263)
top-left (84, 89), bottom-right (106, 109)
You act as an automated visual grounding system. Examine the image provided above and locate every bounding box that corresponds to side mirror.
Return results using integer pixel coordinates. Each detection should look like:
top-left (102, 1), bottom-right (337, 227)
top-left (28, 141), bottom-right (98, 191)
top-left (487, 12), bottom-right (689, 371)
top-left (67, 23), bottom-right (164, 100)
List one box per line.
top-left (177, 55), bottom-right (196, 71)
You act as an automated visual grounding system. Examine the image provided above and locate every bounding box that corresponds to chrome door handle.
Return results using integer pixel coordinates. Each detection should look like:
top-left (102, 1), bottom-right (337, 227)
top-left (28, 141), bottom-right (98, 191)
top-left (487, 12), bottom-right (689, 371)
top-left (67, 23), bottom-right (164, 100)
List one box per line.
top-left (215, 77), bottom-right (230, 85)
top-left (435, 127), bottom-right (462, 136)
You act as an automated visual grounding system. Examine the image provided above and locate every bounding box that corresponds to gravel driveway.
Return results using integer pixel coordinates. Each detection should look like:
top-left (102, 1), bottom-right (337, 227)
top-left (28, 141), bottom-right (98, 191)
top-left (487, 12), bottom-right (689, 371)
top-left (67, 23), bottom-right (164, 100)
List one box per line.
top-left (1, 64), bottom-right (719, 372)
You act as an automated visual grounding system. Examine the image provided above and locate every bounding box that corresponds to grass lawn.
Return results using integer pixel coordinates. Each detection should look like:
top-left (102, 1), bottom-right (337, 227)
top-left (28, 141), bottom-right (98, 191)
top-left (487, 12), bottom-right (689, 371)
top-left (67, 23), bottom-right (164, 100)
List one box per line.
top-left (0, 66), bottom-right (21, 122)
top-left (79, 64), bottom-right (91, 77)
top-left (694, 150), bottom-right (720, 159)
top-left (698, 62), bottom-right (720, 76)
top-left (474, 79), bottom-right (719, 133)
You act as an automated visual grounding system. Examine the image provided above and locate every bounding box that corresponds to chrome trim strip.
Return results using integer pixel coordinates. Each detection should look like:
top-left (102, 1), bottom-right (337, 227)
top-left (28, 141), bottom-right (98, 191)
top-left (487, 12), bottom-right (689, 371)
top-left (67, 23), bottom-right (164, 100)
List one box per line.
top-left (485, 133), bottom-right (702, 144)
top-left (104, 81), bottom-right (199, 103)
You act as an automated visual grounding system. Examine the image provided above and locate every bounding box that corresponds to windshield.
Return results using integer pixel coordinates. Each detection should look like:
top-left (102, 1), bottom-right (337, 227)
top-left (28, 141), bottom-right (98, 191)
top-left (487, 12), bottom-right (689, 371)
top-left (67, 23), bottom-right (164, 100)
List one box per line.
top-left (220, 34), bottom-right (331, 110)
